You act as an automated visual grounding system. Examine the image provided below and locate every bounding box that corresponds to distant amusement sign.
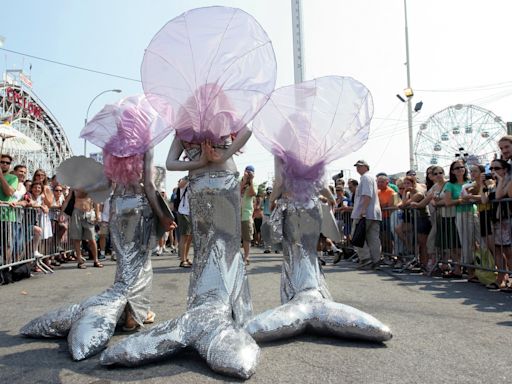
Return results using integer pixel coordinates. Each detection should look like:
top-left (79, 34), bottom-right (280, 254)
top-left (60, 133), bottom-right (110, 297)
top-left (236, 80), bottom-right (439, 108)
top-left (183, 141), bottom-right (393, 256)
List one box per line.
top-left (6, 87), bottom-right (42, 120)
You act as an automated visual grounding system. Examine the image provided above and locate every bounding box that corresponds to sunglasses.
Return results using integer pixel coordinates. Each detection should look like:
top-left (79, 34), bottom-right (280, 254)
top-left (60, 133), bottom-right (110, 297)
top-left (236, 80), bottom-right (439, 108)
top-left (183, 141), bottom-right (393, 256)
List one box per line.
top-left (452, 166), bottom-right (465, 170)
top-left (490, 167), bottom-right (503, 171)
top-left (54, 189), bottom-right (63, 192)
top-left (0, 161), bottom-right (11, 165)
top-left (433, 172), bottom-right (444, 175)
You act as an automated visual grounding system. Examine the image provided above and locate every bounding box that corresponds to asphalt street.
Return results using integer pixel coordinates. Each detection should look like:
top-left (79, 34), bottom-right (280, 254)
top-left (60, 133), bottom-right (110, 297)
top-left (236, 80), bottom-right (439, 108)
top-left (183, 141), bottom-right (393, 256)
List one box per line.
top-left (0, 248), bottom-right (511, 384)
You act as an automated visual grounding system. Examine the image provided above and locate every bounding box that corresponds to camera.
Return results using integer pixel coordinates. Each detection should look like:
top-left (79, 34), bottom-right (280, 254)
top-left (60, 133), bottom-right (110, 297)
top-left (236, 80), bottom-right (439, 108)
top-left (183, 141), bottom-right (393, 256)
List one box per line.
top-left (485, 174), bottom-right (493, 180)
top-left (332, 171), bottom-right (344, 182)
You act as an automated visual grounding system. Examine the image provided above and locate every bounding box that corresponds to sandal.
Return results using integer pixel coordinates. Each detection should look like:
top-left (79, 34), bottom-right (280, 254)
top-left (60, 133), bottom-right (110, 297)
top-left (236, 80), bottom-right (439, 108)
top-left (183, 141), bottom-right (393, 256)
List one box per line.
top-left (122, 323), bottom-right (140, 332)
top-left (486, 282), bottom-right (501, 290)
top-left (77, 262), bottom-right (87, 269)
top-left (179, 261), bottom-right (191, 268)
top-left (500, 286), bottom-right (512, 293)
top-left (93, 261), bottom-right (104, 268)
top-left (442, 272), bottom-right (462, 279)
top-left (186, 259), bottom-right (193, 266)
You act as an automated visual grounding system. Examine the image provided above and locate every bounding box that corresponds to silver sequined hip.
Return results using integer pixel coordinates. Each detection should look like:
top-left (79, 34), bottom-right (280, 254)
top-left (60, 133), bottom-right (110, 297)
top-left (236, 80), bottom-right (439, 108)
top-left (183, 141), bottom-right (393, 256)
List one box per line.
top-left (187, 170), bottom-right (252, 324)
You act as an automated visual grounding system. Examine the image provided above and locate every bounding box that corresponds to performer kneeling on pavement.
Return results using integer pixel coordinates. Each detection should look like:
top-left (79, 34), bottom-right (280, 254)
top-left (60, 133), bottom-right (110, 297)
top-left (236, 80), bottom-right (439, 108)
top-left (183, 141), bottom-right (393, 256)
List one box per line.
top-left (20, 95), bottom-right (174, 361)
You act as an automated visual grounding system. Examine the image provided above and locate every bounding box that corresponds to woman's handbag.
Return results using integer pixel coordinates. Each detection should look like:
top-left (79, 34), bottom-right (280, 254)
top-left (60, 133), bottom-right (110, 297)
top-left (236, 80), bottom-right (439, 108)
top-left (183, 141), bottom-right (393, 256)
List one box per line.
top-left (351, 217), bottom-right (366, 248)
top-left (155, 191), bottom-right (175, 238)
top-left (63, 191), bottom-right (75, 216)
top-left (474, 247), bottom-right (497, 285)
top-left (320, 202), bottom-right (341, 242)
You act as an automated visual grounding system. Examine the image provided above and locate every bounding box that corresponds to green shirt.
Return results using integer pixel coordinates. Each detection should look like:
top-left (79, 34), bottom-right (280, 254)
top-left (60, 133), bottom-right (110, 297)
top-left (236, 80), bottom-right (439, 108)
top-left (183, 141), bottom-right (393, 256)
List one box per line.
top-left (388, 183), bottom-right (399, 193)
top-left (443, 181), bottom-right (475, 213)
top-left (241, 184), bottom-right (255, 221)
top-left (0, 173), bottom-right (18, 221)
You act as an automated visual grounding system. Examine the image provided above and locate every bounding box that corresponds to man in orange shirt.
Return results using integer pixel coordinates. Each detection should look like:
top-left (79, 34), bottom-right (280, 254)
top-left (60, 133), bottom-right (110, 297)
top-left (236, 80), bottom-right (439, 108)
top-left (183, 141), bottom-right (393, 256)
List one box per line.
top-left (377, 175), bottom-right (396, 254)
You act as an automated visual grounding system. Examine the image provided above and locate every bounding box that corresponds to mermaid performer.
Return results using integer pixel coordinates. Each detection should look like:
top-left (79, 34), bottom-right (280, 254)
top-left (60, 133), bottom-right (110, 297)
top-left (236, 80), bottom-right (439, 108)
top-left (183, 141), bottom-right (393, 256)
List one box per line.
top-left (99, 7), bottom-right (276, 379)
top-left (245, 76), bottom-right (393, 343)
top-left (20, 95), bottom-right (173, 360)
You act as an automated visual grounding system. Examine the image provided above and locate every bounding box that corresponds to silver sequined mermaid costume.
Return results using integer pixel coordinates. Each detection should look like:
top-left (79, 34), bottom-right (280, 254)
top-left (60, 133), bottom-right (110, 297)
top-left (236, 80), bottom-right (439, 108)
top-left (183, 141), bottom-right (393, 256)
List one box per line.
top-left (100, 171), bottom-right (259, 379)
top-left (20, 194), bottom-right (154, 360)
top-left (246, 197), bottom-right (392, 343)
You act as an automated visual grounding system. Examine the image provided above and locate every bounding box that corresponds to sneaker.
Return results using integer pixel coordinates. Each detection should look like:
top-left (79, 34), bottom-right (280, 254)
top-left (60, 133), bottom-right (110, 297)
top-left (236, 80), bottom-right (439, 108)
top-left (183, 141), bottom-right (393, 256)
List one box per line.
top-left (111, 254), bottom-right (117, 261)
top-left (34, 250), bottom-right (43, 258)
top-left (98, 253), bottom-right (106, 260)
top-left (263, 250), bottom-right (271, 254)
top-left (333, 252), bottom-right (343, 265)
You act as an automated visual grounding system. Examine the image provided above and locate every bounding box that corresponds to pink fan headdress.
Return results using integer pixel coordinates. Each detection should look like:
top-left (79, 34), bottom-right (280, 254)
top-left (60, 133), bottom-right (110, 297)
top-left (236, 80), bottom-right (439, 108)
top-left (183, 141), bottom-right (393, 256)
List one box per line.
top-left (252, 76), bottom-right (374, 202)
top-left (141, 6), bottom-right (277, 143)
top-left (80, 94), bottom-right (171, 184)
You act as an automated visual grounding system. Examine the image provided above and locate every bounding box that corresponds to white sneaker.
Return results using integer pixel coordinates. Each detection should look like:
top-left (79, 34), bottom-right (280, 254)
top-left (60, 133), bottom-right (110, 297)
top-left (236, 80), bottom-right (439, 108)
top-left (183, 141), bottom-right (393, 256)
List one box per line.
top-left (34, 251), bottom-right (43, 258)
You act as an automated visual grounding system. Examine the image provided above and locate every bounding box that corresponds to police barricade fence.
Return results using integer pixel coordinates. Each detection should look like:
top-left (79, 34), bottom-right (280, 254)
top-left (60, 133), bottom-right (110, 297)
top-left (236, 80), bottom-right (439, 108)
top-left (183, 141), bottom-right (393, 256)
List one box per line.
top-left (335, 201), bottom-right (511, 278)
top-left (1, 203), bottom-right (73, 275)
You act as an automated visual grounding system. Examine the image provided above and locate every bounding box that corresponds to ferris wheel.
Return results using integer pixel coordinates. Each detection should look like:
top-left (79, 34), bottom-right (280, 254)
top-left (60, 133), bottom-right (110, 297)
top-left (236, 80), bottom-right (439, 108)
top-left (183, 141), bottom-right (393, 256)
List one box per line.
top-left (414, 104), bottom-right (506, 170)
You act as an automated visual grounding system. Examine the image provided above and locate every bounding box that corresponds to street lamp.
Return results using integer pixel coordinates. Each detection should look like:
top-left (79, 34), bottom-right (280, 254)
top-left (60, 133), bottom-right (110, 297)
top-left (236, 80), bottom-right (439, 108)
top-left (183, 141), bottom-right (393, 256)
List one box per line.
top-left (403, 0), bottom-right (414, 170)
top-left (83, 89), bottom-right (122, 156)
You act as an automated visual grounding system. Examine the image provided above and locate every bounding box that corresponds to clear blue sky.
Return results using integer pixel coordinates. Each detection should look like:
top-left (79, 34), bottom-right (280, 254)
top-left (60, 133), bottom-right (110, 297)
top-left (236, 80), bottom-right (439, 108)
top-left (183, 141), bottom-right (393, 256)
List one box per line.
top-left (2, 0), bottom-right (512, 189)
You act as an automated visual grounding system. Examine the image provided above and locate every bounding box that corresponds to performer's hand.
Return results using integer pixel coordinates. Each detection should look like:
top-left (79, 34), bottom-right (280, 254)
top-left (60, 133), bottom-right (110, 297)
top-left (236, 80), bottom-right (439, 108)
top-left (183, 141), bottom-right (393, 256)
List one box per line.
top-left (160, 217), bottom-right (175, 232)
top-left (204, 140), bottom-right (222, 163)
top-left (199, 143), bottom-right (209, 166)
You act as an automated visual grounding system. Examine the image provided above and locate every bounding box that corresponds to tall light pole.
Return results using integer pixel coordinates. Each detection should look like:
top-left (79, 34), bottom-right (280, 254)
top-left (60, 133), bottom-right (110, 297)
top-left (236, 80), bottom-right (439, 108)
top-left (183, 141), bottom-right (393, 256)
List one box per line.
top-left (404, 0), bottom-right (414, 170)
top-left (83, 89), bottom-right (122, 156)
top-left (291, 0), bottom-right (305, 84)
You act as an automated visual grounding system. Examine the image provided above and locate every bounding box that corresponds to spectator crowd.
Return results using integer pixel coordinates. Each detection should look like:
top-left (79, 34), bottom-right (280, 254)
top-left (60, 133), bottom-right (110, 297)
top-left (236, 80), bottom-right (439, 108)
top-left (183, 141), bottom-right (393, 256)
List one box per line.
top-left (2, 134), bottom-right (512, 294)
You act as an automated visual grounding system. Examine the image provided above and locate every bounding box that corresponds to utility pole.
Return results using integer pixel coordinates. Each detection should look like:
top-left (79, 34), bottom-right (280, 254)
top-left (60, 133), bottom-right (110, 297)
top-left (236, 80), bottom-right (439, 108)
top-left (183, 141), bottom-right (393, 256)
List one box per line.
top-left (291, 0), bottom-right (305, 84)
top-left (404, 0), bottom-right (414, 170)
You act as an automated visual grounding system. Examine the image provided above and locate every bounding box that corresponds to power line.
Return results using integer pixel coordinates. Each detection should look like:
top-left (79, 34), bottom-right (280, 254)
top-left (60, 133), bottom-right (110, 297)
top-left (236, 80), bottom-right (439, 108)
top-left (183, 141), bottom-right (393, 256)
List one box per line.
top-left (0, 47), bottom-right (141, 83)
top-left (416, 80), bottom-right (512, 93)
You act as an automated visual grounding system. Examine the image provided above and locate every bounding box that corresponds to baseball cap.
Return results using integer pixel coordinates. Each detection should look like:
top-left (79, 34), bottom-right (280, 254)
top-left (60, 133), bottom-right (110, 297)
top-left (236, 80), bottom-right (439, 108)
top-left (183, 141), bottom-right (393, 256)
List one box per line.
top-left (353, 160), bottom-right (369, 167)
top-left (406, 169), bottom-right (416, 176)
top-left (245, 165), bottom-right (255, 173)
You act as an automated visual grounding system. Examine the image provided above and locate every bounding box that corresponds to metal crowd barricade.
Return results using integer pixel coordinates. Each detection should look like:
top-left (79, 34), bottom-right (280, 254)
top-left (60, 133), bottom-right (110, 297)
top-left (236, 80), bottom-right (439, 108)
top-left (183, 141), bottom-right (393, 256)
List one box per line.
top-left (374, 199), bottom-right (512, 277)
top-left (1, 204), bottom-right (73, 275)
top-left (333, 209), bottom-right (357, 260)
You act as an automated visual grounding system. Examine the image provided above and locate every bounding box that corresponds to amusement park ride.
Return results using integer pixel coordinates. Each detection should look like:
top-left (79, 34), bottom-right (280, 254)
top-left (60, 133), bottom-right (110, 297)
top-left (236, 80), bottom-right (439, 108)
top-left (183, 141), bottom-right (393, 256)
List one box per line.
top-left (414, 103), bottom-right (507, 170)
top-left (0, 69), bottom-right (73, 175)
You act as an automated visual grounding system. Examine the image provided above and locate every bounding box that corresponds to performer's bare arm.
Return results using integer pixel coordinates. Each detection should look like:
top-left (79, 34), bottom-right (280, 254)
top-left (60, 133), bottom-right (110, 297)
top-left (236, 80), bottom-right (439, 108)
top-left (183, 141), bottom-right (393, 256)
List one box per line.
top-left (166, 136), bottom-right (207, 171)
top-left (166, 126), bottom-right (252, 173)
top-left (270, 156), bottom-right (284, 202)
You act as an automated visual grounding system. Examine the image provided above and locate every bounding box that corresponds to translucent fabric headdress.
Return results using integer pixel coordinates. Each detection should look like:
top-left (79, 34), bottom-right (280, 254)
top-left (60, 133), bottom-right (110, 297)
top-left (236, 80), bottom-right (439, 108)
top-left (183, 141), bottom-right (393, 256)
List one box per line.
top-left (141, 6), bottom-right (277, 144)
top-left (80, 94), bottom-right (170, 157)
top-left (80, 94), bottom-right (171, 184)
top-left (252, 76), bottom-right (374, 202)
